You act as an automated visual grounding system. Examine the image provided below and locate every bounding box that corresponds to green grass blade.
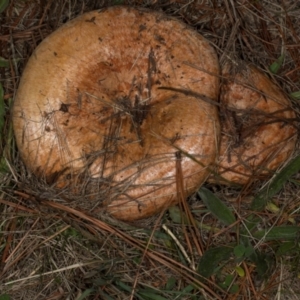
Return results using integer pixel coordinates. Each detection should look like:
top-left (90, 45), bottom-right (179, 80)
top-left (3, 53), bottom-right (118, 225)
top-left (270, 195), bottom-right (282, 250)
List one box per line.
top-left (0, 0), bottom-right (9, 13)
top-left (198, 187), bottom-right (236, 226)
top-left (138, 292), bottom-right (168, 300)
top-left (181, 284), bottom-right (194, 293)
top-left (290, 91), bottom-right (300, 100)
top-left (99, 290), bottom-right (116, 300)
top-left (251, 155), bottom-right (300, 211)
top-left (98, 290), bottom-right (115, 300)
top-left (0, 57), bottom-right (9, 68)
top-left (269, 54), bottom-right (284, 74)
top-left (253, 226), bottom-right (300, 241)
top-left (76, 289), bottom-right (94, 300)
top-left (115, 281), bottom-right (148, 300)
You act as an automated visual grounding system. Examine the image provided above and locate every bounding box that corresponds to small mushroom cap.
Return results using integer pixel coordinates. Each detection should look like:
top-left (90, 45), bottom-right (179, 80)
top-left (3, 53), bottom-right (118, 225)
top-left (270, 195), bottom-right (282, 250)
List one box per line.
top-left (209, 63), bottom-right (297, 185)
top-left (13, 6), bottom-right (220, 220)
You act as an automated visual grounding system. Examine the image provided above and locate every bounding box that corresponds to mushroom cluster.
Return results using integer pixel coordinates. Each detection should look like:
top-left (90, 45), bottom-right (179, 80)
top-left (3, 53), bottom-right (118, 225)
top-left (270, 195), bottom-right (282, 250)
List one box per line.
top-left (13, 6), bottom-right (297, 221)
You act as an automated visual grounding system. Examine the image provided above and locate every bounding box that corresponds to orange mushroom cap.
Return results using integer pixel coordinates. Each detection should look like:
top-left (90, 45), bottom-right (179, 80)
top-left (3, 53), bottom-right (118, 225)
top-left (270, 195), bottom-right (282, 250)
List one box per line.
top-left (209, 62), bottom-right (297, 185)
top-left (13, 6), bottom-right (220, 220)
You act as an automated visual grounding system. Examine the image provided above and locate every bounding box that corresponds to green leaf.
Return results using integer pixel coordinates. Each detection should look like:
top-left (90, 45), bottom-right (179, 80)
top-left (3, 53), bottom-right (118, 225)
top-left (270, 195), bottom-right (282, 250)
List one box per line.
top-left (235, 266), bottom-right (245, 277)
top-left (269, 54), bottom-right (284, 74)
top-left (250, 195), bottom-right (267, 212)
top-left (0, 0), bottom-right (9, 13)
top-left (244, 245), bottom-right (255, 258)
top-left (267, 156), bottom-right (300, 196)
top-left (197, 246), bottom-right (233, 278)
top-left (63, 227), bottom-right (80, 238)
top-left (241, 215), bottom-right (261, 236)
top-left (276, 241), bottom-right (297, 256)
top-left (221, 274), bottom-right (234, 288)
top-left (168, 206), bottom-right (219, 233)
top-left (165, 277), bottom-right (176, 290)
top-left (251, 155), bottom-right (300, 211)
top-left (0, 57), bottom-right (9, 68)
top-left (290, 91), bottom-right (300, 100)
top-left (229, 284), bottom-right (239, 294)
top-left (233, 243), bottom-right (254, 262)
top-left (0, 157), bottom-right (9, 173)
top-left (168, 206), bottom-right (183, 224)
top-left (0, 295), bottom-right (10, 300)
top-left (198, 187), bottom-right (236, 226)
top-left (253, 226), bottom-right (300, 241)
top-left (219, 274), bottom-right (238, 293)
top-left (248, 251), bottom-right (272, 279)
top-left (233, 244), bottom-right (246, 258)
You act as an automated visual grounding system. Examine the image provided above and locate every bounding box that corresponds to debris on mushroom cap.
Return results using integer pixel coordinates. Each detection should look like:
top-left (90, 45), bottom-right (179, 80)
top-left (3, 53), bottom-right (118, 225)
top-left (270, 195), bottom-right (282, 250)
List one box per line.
top-left (208, 62), bottom-right (297, 185)
top-left (13, 6), bottom-right (220, 221)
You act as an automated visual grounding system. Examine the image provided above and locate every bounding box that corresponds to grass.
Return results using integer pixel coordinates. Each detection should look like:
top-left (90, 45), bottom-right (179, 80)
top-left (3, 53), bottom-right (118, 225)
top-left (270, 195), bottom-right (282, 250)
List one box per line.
top-left (1, 0), bottom-right (300, 299)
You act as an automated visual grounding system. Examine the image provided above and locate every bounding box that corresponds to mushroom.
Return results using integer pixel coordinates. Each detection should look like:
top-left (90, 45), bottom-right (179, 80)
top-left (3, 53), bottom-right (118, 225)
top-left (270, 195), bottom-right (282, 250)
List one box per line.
top-left (13, 6), bottom-right (220, 220)
top-left (209, 62), bottom-right (297, 185)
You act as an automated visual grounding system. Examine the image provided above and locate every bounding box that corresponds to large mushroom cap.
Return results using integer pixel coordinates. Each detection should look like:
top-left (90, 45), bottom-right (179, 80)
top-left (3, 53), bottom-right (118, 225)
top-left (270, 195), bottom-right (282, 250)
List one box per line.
top-left (209, 62), bottom-right (297, 185)
top-left (13, 6), bottom-right (220, 220)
